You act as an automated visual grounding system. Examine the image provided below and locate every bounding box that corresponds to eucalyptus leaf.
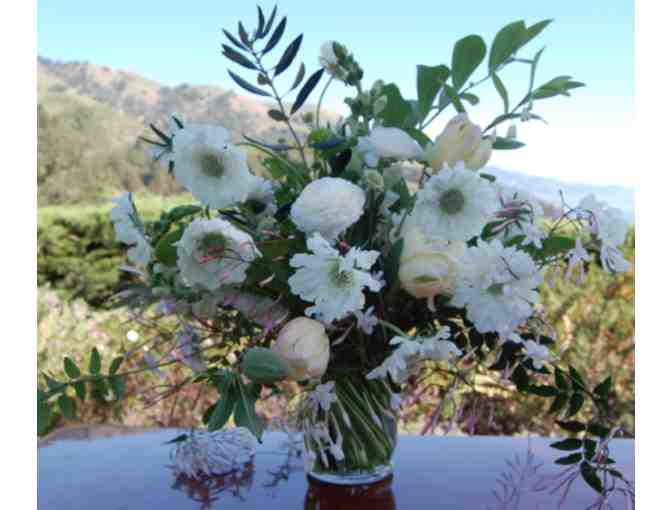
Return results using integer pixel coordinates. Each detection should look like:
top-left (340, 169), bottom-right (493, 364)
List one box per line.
top-left (492, 73), bottom-right (509, 112)
top-left (291, 68), bottom-right (324, 115)
top-left (238, 21), bottom-right (250, 48)
top-left (256, 5), bottom-right (265, 38)
top-left (261, 5), bottom-right (278, 38)
top-left (222, 29), bottom-right (247, 51)
top-left (555, 452), bottom-right (583, 465)
top-left (492, 137), bottom-right (525, 150)
top-left (221, 44), bottom-right (258, 70)
top-left (63, 357), bottom-right (81, 379)
top-left (451, 35), bottom-right (486, 90)
top-left (228, 70), bottom-right (272, 97)
top-left (267, 109), bottom-right (287, 122)
top-left (580, 461), bottom-right (604, 494)
top-left (208, 395), bottom-right (236, 431)
top-left (289, 62), bottom-right (306, 92)
top-left (263, 16), bottom-right (287, 54)
top-left (89, 348), bottom-right (101, 375)
top-left (58, 394), bottom-right (76, 419)
top-left (274, 34), bottom-right (303, 77)
top-left (549, 438), bottom-right (583, 451)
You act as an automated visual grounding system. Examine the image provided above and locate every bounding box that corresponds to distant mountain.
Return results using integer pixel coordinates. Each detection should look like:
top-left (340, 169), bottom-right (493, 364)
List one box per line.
top-left (486, 167), bottom-right (635, 223)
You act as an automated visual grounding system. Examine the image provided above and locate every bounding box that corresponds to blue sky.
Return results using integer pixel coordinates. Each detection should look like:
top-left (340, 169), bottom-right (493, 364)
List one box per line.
top-left (38, 0), bottom-right (634, 186)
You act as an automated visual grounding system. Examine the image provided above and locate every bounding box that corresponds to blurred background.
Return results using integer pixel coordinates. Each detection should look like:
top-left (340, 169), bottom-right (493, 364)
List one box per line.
top-left (37, 0), bottom-right (634, 437)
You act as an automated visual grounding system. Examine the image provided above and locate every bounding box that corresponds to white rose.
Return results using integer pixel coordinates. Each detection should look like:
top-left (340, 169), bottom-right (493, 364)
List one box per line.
top-left (426, 113), bottom-right (492, 171)
top-left (398, 226), bottom-right (466, 300)
top-left (290, 177), bottom-right (366, 241)
top-left (272, 317), bottom-right (330, 381)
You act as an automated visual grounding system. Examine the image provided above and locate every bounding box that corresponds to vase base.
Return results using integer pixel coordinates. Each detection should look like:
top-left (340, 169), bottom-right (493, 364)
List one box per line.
top-left (307, 463), bottom-right (393, 486)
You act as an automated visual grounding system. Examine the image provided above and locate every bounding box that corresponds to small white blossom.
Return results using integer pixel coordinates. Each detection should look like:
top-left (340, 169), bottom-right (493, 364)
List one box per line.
top-left (309, 381), bottom-right (337, 413)
top-left (110, 192), bottom-right (140, 244)
top-left (127, 234), bottom-right (153, 267)
top-left (411, 163), bottom-right (498, 242)
top-left (520, 222), bottom-right (546, 250)
top-left (452, 239), bottom-right (545, 336)
top-left (578, 194), bottom-right (629, 248)
top-left (126, 330), bottom-right (139, 342)
top-left (353, 306), bottom-right (379, 334)
top-left (290, 177), bottom-right (366, 242)
top-left (176, 218), bottom-right (259, 291)
top-left (288, 234), bottom-right (382, 323)
top-left (522, 340), bottom-right (552, 370)
top-left (600, 244), bottom-right (631, 274)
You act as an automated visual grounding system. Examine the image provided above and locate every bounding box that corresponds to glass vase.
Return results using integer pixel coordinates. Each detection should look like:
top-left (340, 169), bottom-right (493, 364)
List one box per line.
top-left (300, 376), bottom-right (398, 485)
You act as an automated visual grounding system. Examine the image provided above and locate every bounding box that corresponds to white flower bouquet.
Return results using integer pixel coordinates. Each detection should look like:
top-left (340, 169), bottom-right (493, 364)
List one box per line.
top-left (38, 5), bottom-right (633, 498)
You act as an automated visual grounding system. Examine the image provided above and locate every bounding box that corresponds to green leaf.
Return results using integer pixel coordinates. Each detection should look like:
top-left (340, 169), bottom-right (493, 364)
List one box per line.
top-left (256, 5), bottom-right (265, 38)
top-left (164, 433), bottom-right (189, 445)
top-left (451, 35), bottom-right (486, 91)
top-left (491, 73), bottom-right (509, 113)
top-left (63, 357), bottom-right (81, 379)
top-left (549, 392), bottom-right (568, 414)
top-left (555, 369), bottom-right (569, 391)
top-left (38, 400), bottom-right (51, 435)
top-left (511, 365), bottom-right (530, 391)
top-left (594, 376), bottom-right (612, 400)
top-left (492, 137), bottom-right (525, 150)
top-left (540, 235), bottom-right (576, 258)
top-left (438, 84), bottom-right (465, 113)
top-left (521, 19), bottom-right (553, 47)
top-left (238, 21), bottom-right (250, 48)
top-left (222, 29), bottom-right (247, 52)
top-left (74, 381), bottom-right (86, 402)
top-left (569, 366), bottom-right (586, 391)
top-left (110, 375), bottom-right (125, 400)
top-left (527, 385), bottom-right (558, 397)
top-left (404, 127), bottom-right (433, 148)
top-left (267, 109), bottom-right (287, 122)
top-left (154, 228), bottom-right (183, 267)
top-left (488, 20), bottom-right (527, 71)
top-left (221, 44), bottom-right (258, 70)
top-left (416, 64), bottom-right (451, 120)
top-left (109, 356), bottom-right (124, 376)
top-left (565, 392), bottom-right (585, 418)
top-left (384, 239), bottom-right (404, 290)
top-left (549, 438), bottom-right (583, 451)
top-left (208, 396), bottom-right (236, 431)
top-left (228, 70), bottom-right (272, 97)
top-left (274, 34), bottom-right (302, 77)
top-left (587, 423), bottom-right (611, 438)
top-left (291, 68), bottom-right (324, 115)
top-left (580, 461), bottom-right (604, 494)
top-left (234, 381), bottom-right (263, 441)
top-left (378, 83), bottom-right (414, 128)
top-left (583, 438), bottom-right (597, 460)
top-left (262, 16), bottom-right (286, 54)
top-left (556, 420), bottom-right (586, 433)
top-left (89, 348), bottom-right (101, 375)
top-left (288, 62), bottom-right (306, 92)
top-left (58, 394), bottom-right (76, 420)
top-left (555, 452), bottom-right (583, 465)
top-left (460, 92), bottom-right (480, 105)
top-left (261, 5), bottom-right (277, 38)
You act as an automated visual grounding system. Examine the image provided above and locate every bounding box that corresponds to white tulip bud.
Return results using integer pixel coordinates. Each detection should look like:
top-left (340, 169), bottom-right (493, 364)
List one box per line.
top-left (272, 318), bottom-right (330, 381)
top-left (506, 124), bottom-right (517, 140)
top-left (426, 113), bottom-right (492, 171)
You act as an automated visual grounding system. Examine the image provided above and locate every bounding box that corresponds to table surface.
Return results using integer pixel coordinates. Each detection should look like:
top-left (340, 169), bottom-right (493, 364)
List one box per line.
top-left (38, 425), bottom-right (633, 509)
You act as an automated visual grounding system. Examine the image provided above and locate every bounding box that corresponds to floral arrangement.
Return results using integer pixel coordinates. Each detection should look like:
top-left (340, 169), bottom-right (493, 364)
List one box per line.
top-left (37, 5), bottom-right (633, 500)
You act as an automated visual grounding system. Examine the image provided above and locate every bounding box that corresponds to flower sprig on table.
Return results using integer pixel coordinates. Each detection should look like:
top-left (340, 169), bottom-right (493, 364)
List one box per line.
top-left (37, 5), bottom-right (632, 501)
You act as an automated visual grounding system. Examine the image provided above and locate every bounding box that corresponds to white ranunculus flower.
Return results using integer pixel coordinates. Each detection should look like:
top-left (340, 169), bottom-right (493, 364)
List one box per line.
top-left (356, 127), bottom-right (425, 167)
top-left (411, 163), bottom-right (498, 242)
top-left (290, 177), bottom-right (366, 241)
top-left (398, 225), bottom-right (466, 306)
top-left (426, 113), bottom-right (492, 171)
top-left (272, 317), bottom-right (330, 381)
top-left (288, 234), bottom-right (383, 323)
top-left (171, 124), bottom-right (257, 208)
top-left (452, 239), bottom-right (545, 336)
top-left (176, 218), bottom-right (259, 291)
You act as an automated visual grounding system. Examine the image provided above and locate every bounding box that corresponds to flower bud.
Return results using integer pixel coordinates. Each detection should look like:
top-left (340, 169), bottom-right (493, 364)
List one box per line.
top-left (506, 124), bottom-right (517, 140)
top-left (464, 134), bottom-right (494, 171)
top-left (318, 41), bottom-right (339, 71)
top-left (398, 227), bottom-right (466, 300)
top-left (426, 113), bottom-right (491, 171)
top-left (272, 318), bottom-right (330, 381)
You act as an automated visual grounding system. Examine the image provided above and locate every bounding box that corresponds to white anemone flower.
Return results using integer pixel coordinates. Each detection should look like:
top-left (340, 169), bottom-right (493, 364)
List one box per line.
top-left (356, 127), bottom-right (425, 167)
top-left (452, 239), bottom-right (545, 336)
top-left (246, 176), bottom-right (278, 218)
top-left (290, 177), bottom-right (366, 242)
top-left (171, 124), bottom-right (257, 208)
top-left (412, 163), bottom-right (497, 242)
top-left (288, 234), bottom-right (382, 323)
top-left (176, 218), bottom-right (259, 291)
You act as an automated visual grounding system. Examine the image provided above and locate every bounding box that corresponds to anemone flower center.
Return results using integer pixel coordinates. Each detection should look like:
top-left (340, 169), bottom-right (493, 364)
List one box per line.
top-left (486, 283), bottom-right (504, 296)
top-left (439, 188), bottom-right (465, 215)
top-left (198, 150), bottom-right (226, 178)
top-left (198, 232), bottom-right (228, 261)
top-left (329, 263), bottom-right (354, 288)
